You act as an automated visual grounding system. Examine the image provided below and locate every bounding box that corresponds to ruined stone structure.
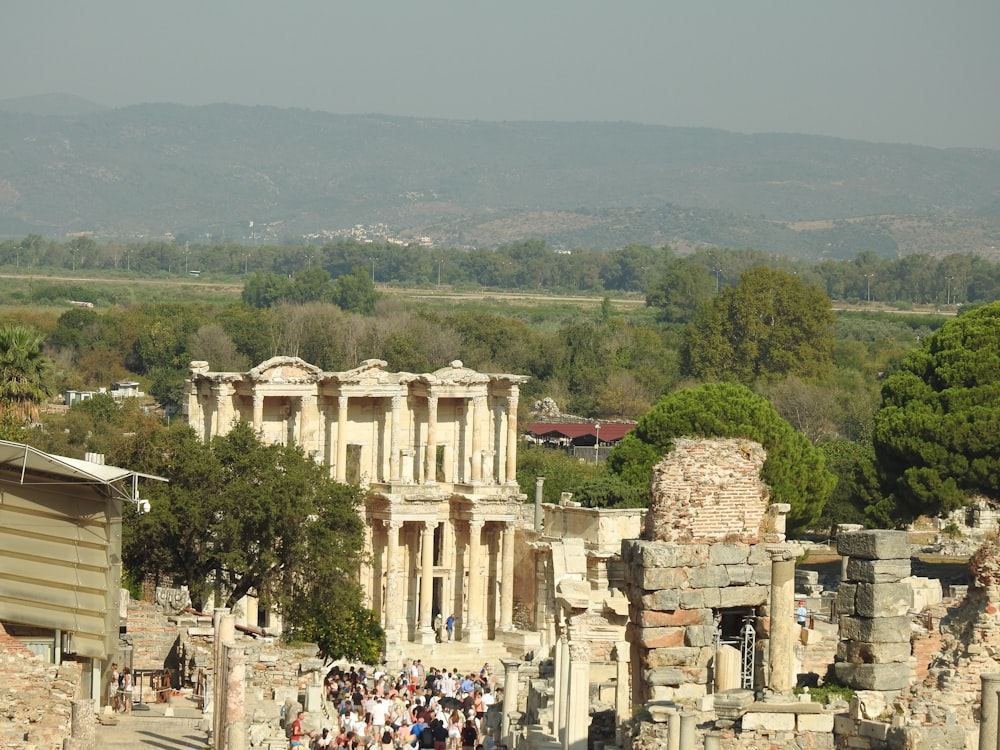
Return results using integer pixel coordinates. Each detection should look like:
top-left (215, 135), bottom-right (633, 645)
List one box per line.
top-left (184, 357), bottom-right (528, 650)
top-left (623, 438), bottom-right (795, 706)
top-left (834, 530), bottom-right (913, 691)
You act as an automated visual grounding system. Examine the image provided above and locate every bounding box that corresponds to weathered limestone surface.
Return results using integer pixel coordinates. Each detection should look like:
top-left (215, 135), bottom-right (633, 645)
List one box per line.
top-left (837, 530), bottom-right (910, 561)
top-left (847, 558), bottom-right (912, 584)
top-left (839, 615), bottom-right (912, 643)
top-left (854, 582), bottom-right (912, 618)
top-left (833, 662), bottom-right (912, 690)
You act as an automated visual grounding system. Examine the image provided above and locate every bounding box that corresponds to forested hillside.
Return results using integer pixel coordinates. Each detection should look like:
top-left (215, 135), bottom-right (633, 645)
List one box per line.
top-left (2, 101), bottom-right (999, 257)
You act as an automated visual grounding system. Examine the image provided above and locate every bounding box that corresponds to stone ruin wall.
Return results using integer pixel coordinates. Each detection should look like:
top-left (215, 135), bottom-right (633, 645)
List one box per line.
top-left (625, 439), bottom-right (778, 706)
top-left (645, 438), bottom-right (769, 544)
top-left (623, 539), bottom-right (772, 705)
top-left (0, 621), bottom-right (81, 750)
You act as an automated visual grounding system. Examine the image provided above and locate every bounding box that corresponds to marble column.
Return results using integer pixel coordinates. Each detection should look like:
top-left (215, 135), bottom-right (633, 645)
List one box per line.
top-left (980, 674), bottom-right (1000, 750)
top-left (213, 391), bottom-right (228, 438)
top-left (252, 393), bottom-right (263, 432)
top-left (213, 611), bottom-right (236, 748)
top-left (613, 641), bottom-right (630, 742)
top-left (389, 395), bottom-right (402, 481)
top-left (299, 394), bottom-right (314, 451)
top-left (564, 642), bottom-right (590, 750)
top-left (425, 395), bottom-right (438, 483)
top-left (70, 698), bottom-right (96, 750)
top-left (471, 395), bottom-right (485, 482)
top-left (553, 633), bottom-right (569, 741)
top-left (336, 395), bottom-right (348, 481)
top-left (501, 659), bottom-right (523, 746)
top-left (385, 521), bottom-right (403, 643)
top-left (466, 519), bottom-right (485, 644)
top-left (767, 547), bottom-right (796, 696)
top-left (679, 711), bottom-right (697, 750)
top-left (224, 642), bottom-right (246, 750)
top-left (506, 393), bottom-right (519, 482)
top-left (499, 522), bottom-right (515, 631)
top-left (420, 520), bottom-right (436, 642)
top-left (360, 520), bottom-right (374, 607)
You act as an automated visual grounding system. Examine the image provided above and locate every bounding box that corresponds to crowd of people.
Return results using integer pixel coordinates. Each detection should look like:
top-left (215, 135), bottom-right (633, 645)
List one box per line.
top-left (287, 661), bottom-right (505, 750)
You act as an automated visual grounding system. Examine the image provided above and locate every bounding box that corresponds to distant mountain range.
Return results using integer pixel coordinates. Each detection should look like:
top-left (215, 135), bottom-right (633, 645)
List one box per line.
top-left (1, 95), bottom-right (999, 259)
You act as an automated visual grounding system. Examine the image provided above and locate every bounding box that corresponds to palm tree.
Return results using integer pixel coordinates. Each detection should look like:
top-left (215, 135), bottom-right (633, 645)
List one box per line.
top-left (0, 324), bottom-right (54, 422)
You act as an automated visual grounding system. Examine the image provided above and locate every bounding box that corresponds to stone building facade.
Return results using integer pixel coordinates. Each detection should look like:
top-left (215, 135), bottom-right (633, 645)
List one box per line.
top-left (183, 356), bottom-right (528, 650)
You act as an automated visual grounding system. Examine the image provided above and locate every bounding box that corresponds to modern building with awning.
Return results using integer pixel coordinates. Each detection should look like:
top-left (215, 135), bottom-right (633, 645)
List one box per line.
top-left (0, 440), bottom-right (164, 701)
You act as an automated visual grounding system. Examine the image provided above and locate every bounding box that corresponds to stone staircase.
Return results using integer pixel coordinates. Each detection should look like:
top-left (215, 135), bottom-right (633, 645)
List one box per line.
top-left (383, 638), bottom-right (524, 675)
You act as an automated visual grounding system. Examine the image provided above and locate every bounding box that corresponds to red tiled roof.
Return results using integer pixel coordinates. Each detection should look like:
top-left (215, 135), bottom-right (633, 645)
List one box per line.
top-left (525, 422), bottom-right (636, 441)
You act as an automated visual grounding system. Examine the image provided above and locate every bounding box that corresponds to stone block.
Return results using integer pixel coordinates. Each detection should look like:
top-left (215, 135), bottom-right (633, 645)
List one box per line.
top-left (748, 544), bottom-right (771, 565)
top-left (645, 667), bottom-right (686, 686)
top-left (854, 582), bottom-right (912, 618)
top-left (726, 565), bottom-right (754, 584)
top-left (801, 626), bottom-right (825, 645)
top-left (837, 530), bottom-right (910, 560)
top-left (642, 566), bottom-right (691, 589)
top-left (839, 615), bottom-right (911, 643)
top-left (847, 558), bottom-right (911, 583)
top-left (833, 662), bottom-right (911, 691)
top-left (678, 590), bottom-right (704, 609)
top-left (709, 543), bottom-right (750, 565)
top-left (837, 583), bottom-right (857, 616)
top-left (642, 589), bottom-right (681, 611)
top-left (886, 724), bottom-right (966, 750)
top-left (836, 641), bottom-right (911, 664)
top-left (719, 585), bottom-right (769, 608)
top-left (741, 711), bottom-right (796, 731)
top-left (833, 714), bottom-right (859, 736)
top-left (751, 565), bottom-right (772, 585)
top-left (631, 541), bottom-right (710, 569)
top-left (684, 625), bottom-right (715, 647)
top-left (702, 587), bottom-right (722, 608)
top-left (849, 691), bottom-right (887, 721)
top-left (645, 647), bottom-right (701, 667)
top-left (689, 565), bottom-right (730, 589)
top-left (797, 713), bottom-right (835, 732)
top-left (638, 626), bottom-right (686, 649)
top-left (796, 569), bottom-right (820, 586)
top-left (639, 609), bottom-right (711, 628)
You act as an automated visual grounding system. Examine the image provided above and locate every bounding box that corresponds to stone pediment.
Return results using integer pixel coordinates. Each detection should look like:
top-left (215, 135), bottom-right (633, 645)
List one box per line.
top-left (427, 360), bottom-right (491, 386)
top-left (248, 356), bottom-right (323, 383)
top-left (339, 359), bottom-right (392, 386)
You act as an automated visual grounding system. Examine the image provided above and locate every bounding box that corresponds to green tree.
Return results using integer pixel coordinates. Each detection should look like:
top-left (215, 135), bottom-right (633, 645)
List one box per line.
top-left (682, 267), bottom-right (834, 383)
top-left (114, 420), bottom-right (383, 659)
top-left (871, 302), bottom-right (1000, 522)
top-left (606, 383), bottom-right (835, 531)
top-left (332, 266), bottom-right (379, 314)
top-left (646, 258), bottom-right (715, 324)
top-left (515, 444), bottom-right (602, 504)
top-left (0, 324), bottom-right (55, 421)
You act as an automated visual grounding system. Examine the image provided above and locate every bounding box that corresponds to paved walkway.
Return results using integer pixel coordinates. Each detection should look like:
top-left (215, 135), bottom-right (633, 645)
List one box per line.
top-left (95, 695), bottom-right (207, 749)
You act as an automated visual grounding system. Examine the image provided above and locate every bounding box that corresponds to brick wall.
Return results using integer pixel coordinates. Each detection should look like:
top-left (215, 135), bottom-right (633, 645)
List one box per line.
top-left (0, 621), bottom-right (81, 750)
top-left (645, 439), bottom-right (769, 544)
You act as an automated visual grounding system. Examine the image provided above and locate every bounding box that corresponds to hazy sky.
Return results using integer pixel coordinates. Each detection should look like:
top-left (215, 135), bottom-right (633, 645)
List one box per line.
top-left (3, 1), bottom-right (999, 150)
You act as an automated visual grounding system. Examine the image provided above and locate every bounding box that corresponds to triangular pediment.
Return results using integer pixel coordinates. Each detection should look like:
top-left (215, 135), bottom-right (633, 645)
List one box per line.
top-left (248, 356), bottom-right (323, 383)
top-left (338, 358), bottom-right (391, 386)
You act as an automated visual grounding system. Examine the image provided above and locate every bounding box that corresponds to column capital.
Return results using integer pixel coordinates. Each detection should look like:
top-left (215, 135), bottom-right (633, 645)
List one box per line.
top-left (384, 519), bottom-right (403, 531)
top-left (568, 642), bottom-right (591, 662)
top-left (613, 641), bottom-right (631, 663)
top-left (766, 545), bottom-right (798, 562)
top-left (501, 658), bottom-right (524, 670)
